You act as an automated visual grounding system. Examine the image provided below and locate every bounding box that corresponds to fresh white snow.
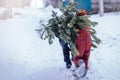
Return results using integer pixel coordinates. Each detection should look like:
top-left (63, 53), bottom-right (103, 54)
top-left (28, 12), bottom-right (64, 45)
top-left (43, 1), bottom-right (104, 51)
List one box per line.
top-left (0, 7), bottom-right (120, 80)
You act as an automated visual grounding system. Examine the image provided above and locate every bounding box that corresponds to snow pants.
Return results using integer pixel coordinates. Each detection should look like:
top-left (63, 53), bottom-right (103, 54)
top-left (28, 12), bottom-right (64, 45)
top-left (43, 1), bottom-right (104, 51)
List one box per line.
top-left (59, 38), bottom-right (72, 65)
top-left (73, 28), bottom-right (91, 70)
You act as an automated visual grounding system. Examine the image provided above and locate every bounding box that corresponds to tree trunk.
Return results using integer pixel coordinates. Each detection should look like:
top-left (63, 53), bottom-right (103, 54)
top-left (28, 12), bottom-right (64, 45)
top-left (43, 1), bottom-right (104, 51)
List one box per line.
top-left (99, 0), bottom-right (104, 16)
top-left (58, 0), bottom-right (62, 8)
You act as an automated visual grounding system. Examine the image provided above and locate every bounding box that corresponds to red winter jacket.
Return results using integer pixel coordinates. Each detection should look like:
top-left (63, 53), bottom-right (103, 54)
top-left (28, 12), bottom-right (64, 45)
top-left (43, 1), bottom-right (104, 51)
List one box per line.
top-left (73, 26), bottom-right (91, 69)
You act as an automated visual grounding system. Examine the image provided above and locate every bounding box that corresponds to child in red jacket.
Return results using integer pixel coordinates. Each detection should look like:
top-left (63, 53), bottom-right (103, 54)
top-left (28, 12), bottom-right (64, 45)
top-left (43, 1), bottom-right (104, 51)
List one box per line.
top-left (72, 9), bottom-right (92, 76)
top-left (73, 26), bottom-right (91, 69)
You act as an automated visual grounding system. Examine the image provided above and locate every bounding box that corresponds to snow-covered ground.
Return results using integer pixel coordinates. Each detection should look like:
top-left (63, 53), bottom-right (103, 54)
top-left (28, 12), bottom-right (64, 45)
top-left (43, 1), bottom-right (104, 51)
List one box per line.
top-left (0, 6), bottom-right (120, 80)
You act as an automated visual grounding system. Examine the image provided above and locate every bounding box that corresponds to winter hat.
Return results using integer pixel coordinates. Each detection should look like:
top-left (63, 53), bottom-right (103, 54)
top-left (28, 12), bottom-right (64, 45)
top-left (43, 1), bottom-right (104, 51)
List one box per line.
top-left (77, 9), bottom-right (86, 16)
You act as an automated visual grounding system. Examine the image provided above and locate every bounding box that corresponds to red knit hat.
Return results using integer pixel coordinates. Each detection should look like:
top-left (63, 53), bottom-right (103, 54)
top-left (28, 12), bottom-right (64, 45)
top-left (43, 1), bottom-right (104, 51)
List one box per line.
top-left (77, 9), bottom-right (86, 16)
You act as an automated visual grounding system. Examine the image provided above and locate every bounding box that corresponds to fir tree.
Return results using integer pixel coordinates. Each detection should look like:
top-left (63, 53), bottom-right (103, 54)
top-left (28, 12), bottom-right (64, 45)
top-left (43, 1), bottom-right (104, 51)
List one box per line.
top-left (36, 2), bottom-right (101, 56)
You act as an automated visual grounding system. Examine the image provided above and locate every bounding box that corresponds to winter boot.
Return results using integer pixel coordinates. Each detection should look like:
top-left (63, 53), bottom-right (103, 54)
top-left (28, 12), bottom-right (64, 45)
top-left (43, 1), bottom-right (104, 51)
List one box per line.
top-left (76, 59), bottom-right (86, 77)
top-left (66, 61), bottom-right (72, 69)
top-left (81, 69), bottom-right (88, 78)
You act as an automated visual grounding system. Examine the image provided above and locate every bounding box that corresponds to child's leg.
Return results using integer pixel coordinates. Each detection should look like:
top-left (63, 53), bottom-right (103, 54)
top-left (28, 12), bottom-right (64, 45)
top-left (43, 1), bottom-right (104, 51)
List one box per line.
top-left (73, 56), bottom-right (81, 68)
top-left (82, 49), bottom-right (91, 70)
top-left (59, 39), bottom-right (71, 68)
